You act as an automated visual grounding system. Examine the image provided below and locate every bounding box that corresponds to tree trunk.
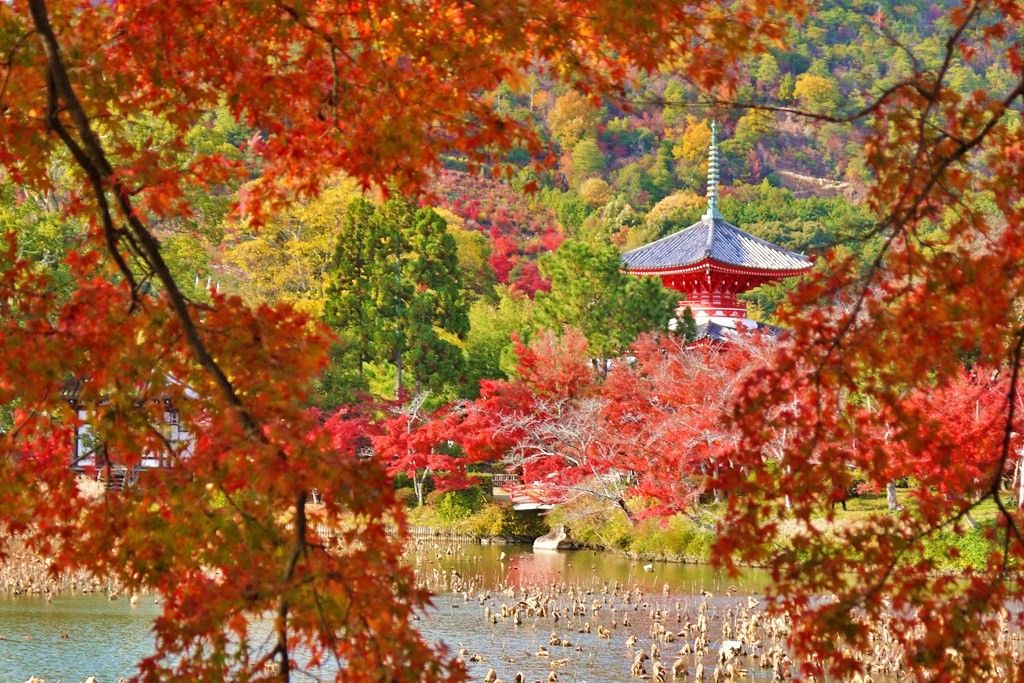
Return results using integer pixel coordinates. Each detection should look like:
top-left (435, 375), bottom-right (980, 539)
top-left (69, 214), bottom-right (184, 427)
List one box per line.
top-left (394, 350), bottom-right (403, 397)
top-left (413, 469), bottom-right (427, 507)
top-left (616, 498), bottom-right (637, 525)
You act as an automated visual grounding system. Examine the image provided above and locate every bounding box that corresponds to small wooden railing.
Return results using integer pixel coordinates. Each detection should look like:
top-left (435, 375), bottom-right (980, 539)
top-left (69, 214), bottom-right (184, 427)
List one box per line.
top-left (492, 473), bottom-right (522, 487)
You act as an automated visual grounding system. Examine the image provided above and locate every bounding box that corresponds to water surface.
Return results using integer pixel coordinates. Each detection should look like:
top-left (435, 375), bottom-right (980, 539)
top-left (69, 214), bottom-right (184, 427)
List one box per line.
top-left (0, 545), bottom-right (768, 682)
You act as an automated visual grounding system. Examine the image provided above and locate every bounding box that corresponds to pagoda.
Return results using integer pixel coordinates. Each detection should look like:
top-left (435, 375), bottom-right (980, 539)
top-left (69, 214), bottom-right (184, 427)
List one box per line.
top-left (621, 121), bottom-right (811, 338)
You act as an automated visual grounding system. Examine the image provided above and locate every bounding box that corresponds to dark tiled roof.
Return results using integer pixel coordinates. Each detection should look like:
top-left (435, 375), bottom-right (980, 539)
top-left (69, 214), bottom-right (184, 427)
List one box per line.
top-left (693, 320), bottom-right (783, 342)
top-left (621, 216), bottom-right (811, 272)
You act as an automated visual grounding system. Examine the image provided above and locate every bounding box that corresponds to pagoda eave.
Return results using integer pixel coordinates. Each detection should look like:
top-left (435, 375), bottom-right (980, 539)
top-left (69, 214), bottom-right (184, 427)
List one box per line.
top-left (624, 257), bottom-right (811, 281)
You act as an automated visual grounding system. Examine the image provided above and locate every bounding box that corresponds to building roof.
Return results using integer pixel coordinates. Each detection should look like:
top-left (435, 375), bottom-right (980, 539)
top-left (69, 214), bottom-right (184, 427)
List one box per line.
top-left (693, 319), bottom-right (783, 342)
top-left (622, 119), bottom-right (812, 275)
top-left (621, 215), bottom-right (812, 273)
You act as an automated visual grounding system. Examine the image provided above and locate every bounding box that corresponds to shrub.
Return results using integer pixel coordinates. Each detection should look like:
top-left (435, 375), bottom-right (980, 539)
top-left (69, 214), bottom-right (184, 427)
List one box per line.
top-left (424, 489), bottom-right (447, 507)
top-left (394, 487), bottom-right (418, 508)
top-left (465, 504), bottom-right (506, 536)
top-left (464, 503), bottom-right (549, 537)
top-left (434, 487), bottom-right (487, 523)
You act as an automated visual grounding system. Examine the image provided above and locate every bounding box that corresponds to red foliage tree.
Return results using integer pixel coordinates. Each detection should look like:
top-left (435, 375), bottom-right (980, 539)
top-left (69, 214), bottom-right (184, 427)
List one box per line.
top-left (602, 335), bottom-right (773, 517)
top-left (451, 331), bottom-right (774, 519)
top-left (901, 367), bottom-right (1022, 503)
top-left (373, 395), bottom-right (482, 507)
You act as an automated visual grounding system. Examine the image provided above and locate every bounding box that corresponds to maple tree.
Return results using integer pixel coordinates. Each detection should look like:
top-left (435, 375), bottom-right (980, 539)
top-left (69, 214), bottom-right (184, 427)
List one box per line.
top-left (0, 0), bottom-right (803, 679)
top-left (373, 394), bottom-right (482, 508)
top-left (707, 1), bottom-right (1024, 678)
top-left (451, 331), bottom-right (769, 520)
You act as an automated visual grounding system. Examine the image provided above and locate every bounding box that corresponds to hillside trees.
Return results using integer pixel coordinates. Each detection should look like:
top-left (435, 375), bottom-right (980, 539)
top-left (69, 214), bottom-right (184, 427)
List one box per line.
top-left (711, 2), bottom-right (1024, 678)
top-left (463, 288), bottom-right (535, 397)
top-left (428, 170), bottom-right (562, 295)
top-left (547, 91), bottom-right (602, 150)
top-left (569, 138), bottom-right (607, 185)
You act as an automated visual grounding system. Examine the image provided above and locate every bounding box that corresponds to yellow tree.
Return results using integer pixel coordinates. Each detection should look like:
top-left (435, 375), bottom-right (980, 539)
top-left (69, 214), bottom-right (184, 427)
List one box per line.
top-left (222, 179), bottom-right (362, 317)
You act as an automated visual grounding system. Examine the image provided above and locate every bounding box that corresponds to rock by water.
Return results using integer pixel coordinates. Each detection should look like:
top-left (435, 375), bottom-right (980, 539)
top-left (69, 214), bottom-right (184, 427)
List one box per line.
top-left (532, 525), bottom-right (576, 551)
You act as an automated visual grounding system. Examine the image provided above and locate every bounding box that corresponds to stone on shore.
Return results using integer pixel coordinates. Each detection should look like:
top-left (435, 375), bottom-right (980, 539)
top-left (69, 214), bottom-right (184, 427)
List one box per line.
top-left (533, 525), bottom-right (576, 551)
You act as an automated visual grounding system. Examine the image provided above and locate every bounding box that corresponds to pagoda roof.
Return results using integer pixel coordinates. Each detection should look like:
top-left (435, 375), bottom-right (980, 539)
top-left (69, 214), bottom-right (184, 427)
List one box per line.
top-left (622, 119), bottom-right (812, 276)
top-left (621, 215), bottom-right (812, 274)
top-left (693, 319), bottom-right (783, 343)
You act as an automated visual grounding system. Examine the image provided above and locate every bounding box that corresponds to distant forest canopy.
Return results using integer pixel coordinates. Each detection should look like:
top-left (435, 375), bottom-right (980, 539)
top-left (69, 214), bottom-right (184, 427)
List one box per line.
top-left (1, 0), bottom-right (1015, 408)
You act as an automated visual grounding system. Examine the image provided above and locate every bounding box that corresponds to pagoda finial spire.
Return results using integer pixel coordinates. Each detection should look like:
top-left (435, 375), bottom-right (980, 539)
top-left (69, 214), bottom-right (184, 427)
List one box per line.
top-left (703, 119), bottom-right (722, 221)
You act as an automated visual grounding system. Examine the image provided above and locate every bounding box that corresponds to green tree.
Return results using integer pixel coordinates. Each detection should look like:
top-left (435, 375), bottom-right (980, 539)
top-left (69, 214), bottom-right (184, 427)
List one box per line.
top-left (582, 197), bottom-right (639, 243)
top-left (777, 72), bottom-right (795, 101)
top-left (754, 53), bottom-right (781, 95)
top-left (540, 188), bottom-right (590, 234)
top-left (662, 79), bottom-right (688, 126)
top-left (433, 207), bottom-right (496, 302)
top-left (569, 137), bottom-right (606, 184)
top-left (534, 240), bottom-right (676, 366)
top-left (463, 287), bottom-right (534, 396)
top-left (325, 197), bottom-right (469, 398)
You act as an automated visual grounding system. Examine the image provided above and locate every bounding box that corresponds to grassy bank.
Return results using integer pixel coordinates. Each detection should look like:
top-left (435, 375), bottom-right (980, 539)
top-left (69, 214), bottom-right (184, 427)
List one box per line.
top-left (544, 496), bottom-right (717, 563)
top-left (402, 486), bottom-right (548, 539)
top-left (398, 479), bottom-right (1003, 572)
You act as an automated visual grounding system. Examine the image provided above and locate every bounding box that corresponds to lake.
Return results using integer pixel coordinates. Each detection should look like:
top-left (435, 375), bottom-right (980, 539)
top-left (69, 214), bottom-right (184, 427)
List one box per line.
top-left (0, 544), bottom-right (771, 682)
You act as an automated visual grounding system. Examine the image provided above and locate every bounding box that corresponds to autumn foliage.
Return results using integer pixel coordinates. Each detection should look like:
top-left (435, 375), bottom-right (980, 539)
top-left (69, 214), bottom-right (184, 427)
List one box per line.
top-left (710, 3), bottom-right (1024, 676)
top-left (449, 330), bottom-right (770, 517)
top-left (0, 0), bottom-right (807, 678)
top-left (1, 0), bottom-right (1022, 678)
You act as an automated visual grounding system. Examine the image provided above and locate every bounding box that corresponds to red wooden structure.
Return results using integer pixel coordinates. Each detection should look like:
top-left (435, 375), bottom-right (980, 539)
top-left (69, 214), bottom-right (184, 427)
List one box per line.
top-left (622, 121), bottom-right (812, 339)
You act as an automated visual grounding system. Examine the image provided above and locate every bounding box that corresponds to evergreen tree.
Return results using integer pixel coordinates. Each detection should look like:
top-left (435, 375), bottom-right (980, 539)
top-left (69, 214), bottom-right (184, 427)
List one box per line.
top-left (534, 240), bottom-right (676, 367)
top-left (325, 197), bottom-right (469, 398)
top-left (754, 53), bottom-right (781, 96)
top-left (569, 137), bottom-right (606, 184)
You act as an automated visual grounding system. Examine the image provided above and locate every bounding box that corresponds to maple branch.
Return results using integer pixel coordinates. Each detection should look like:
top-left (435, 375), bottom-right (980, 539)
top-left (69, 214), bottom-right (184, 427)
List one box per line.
top-left (41, 69), bottom-right (141, 302)
top-left (989, 328), bottom-right (1024, 573)
top-left (809, 329), bottom-right (1024, 622)
top-left (0, 29), bottom-right (34, 113)
top-left (29, 5), bottom-right (316, 677)
top-left (272, 489), bottom-right (309, 682)
top-left (29, 0), bottom-right (259, 436)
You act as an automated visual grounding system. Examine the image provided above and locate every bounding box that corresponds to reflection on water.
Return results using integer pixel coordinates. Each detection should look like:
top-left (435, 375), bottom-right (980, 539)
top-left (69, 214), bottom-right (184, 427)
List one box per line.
top-left (415, 544), bottom-right (773, 683)
top-left (0, 545), bottom-right (767, 681)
